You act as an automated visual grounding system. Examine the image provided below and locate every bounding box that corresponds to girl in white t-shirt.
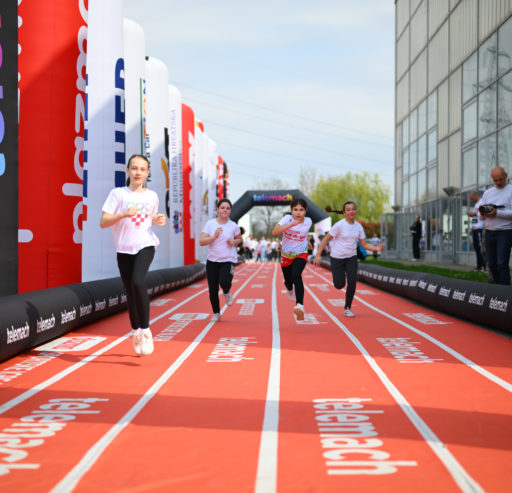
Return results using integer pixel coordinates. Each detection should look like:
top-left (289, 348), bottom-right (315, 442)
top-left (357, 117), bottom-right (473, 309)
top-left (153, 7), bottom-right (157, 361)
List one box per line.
top-left (314, 201), bottom-right (382, 317)
top-left (100, 155), bottom-right (166, 356)
top-left (200, 199), bottom-right (242, 322)
top-left (272, 198), bottom-right (312, 320)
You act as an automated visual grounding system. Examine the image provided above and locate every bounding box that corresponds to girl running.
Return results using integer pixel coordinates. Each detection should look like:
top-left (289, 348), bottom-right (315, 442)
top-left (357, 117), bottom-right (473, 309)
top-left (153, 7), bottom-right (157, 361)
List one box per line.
top-left (200, 198), bottom-right (242, 322)
top-left (314, 201), bottom-right (382, 317)
top-left (272, 197), bottom-right (312, 320)
top-left (100, 154), bottom-right (166, 355)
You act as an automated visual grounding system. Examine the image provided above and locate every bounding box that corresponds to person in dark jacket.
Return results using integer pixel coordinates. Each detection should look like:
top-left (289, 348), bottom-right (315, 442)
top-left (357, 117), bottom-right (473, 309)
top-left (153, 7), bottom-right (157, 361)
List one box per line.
top-left (410, 215), bottom-right (422, 261)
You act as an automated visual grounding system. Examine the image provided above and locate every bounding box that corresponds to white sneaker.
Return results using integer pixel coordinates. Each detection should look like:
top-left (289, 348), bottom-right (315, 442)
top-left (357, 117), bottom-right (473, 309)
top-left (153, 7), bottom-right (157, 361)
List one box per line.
top-left (132, 329), bottom-right (142, 356)
top-left (286, 286), bottom-right (295, 301)
top-left (293, 303), bottom-right (305, 321)
top-left (224, 291), bottom-right (234, 306)
top-left (344, 308), bottom-right (355, 317)
top-left (211, 313), bottom-right (221, 322)
top-left (140, 328), bottom-right (154, 355)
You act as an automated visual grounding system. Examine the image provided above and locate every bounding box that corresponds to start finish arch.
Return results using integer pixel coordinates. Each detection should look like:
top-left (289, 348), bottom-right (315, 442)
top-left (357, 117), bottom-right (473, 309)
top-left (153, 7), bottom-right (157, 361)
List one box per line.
top-left (230, 189), bottom-right (331, 234)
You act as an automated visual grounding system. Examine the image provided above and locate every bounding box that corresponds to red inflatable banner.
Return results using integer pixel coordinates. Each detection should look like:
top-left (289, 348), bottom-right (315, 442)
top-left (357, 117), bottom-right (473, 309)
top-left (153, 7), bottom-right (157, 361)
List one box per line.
top-left (181, 103), bottom-right (195, 265)
top-left (18, 0), bottom-right (87, 292)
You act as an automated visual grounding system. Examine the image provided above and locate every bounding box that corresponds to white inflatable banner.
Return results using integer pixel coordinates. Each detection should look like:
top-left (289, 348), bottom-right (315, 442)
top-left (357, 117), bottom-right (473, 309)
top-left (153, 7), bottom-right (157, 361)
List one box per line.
top-left (82, 0), bottom-right (124, 281)
top-left (207, 138), bottom-right (218, 218)
top-left (193, 120), bottom-right (206, 262)
top-left (145, 56), bottom-right (170, 269)
top-left (123, 18), bottom-right (146, 158)
top-left (168, 85), bottom-right (184, 266)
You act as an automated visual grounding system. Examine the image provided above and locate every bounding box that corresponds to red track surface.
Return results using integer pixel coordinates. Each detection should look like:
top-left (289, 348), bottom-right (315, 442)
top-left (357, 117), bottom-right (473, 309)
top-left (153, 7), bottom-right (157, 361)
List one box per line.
top-left (1, 262), bottom-right (511, 492)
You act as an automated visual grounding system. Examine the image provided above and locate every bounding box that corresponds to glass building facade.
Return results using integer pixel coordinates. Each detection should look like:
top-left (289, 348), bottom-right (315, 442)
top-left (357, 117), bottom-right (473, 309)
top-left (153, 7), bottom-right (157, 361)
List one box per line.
top-left (385, 0), bottom-right (512, 266)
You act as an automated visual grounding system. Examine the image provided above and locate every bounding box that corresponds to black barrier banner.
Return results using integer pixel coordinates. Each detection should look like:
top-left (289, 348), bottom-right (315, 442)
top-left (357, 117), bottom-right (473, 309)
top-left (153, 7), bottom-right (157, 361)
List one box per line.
top-left (0, 264), bottom-right (206, 363)
top-left (356, 263), bottom-right (512, 333)
top-left (0, 1), bottom-right (18, 296)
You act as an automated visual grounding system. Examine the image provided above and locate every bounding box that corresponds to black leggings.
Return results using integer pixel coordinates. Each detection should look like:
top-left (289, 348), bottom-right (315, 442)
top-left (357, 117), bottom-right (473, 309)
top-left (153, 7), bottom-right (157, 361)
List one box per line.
top-left (330, 255), bottom-right (358, 309)
top-left (117, 246), bottom-right (155, 330)
top-left (206, 260), bottom-right (235, 313)
top-left (281, 257), bottom-right (307, 305)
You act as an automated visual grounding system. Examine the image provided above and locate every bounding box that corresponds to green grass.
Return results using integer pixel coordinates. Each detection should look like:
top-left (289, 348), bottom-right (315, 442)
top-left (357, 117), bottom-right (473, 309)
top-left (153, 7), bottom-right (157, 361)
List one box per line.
top-left (362, 258), bottom-right (491, 283)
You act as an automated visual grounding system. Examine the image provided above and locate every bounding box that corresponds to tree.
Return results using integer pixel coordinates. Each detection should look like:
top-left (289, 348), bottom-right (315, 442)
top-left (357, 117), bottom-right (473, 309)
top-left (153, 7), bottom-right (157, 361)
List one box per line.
top-left (311, 171), bottom-right (391, 223)
top-left (297, 167), bottom-right (318, 197)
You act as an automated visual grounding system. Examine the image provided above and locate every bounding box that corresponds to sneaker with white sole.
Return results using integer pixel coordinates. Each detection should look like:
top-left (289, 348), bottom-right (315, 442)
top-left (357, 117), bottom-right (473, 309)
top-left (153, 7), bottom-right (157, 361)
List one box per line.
top-left (140, 328), bottom-right (154, 355)
top-left (344, 308), bottom-right (355, 317)
top-left (211, 313), bottom-right (221, 322)
top-left (224, 291), bottom-right (234, 306)
top-left (132, 329), bottom-right (142, 356)
top-left (293, 303), bottom-right (305, 321)
top-left (286, 286), bottom-right (295, 301)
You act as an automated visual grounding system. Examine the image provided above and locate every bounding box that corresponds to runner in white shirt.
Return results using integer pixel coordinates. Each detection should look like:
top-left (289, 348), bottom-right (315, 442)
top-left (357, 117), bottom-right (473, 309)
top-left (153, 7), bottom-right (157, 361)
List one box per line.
top-left (200, 199), bottom-right (242, 322)
top-left (314, 201), bottom-right (382, 317)
top-left (272, 198), bottom-right (312, 320)
top-left (100, 154), bottom-right (166, 356)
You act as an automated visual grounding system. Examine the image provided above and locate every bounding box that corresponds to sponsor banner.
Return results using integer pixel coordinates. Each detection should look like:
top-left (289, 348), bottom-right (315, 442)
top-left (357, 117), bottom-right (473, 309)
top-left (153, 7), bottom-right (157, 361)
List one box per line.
top-left (194, 120), bottom-right (207, 262)
top-left (18, 0), bottom-right (87, 291)
top-left (0, 264), bottom-right (206, 363)
top-left (217, 156), bottom-right (224, 201)
top-left (355, 263), bottom-right (512, 332)
top-left (0, 0), bottom-right (18, 295)
top-left (145, 56), bottom-right (170, 269)
top-left (123, 18), bottom-right (146, 158)
top-left (181, 103), bottom-right (195, 264)
top-left (168, 84), bottom-right (184, 266)
top-left (82, 0), bottom-right (124, 281)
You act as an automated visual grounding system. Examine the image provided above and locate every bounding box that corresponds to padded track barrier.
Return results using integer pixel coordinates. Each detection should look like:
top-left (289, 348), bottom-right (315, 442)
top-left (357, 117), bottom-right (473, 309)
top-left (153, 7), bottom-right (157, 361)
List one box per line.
top-left (315, 258), bottom-right (512, 333)
top-left (0, 264), bottom-right (206, 362)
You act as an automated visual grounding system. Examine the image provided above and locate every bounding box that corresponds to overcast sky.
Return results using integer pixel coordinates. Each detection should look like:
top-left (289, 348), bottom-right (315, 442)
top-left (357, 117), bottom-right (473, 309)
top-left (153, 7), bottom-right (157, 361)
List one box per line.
top-left (123, 0), bottom-right (396, 203)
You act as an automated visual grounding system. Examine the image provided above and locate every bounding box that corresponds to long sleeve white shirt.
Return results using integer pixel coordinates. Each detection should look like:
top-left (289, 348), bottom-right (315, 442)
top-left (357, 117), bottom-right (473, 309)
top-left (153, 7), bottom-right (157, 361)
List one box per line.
top-left (479, 183), bottom-right (512, 230)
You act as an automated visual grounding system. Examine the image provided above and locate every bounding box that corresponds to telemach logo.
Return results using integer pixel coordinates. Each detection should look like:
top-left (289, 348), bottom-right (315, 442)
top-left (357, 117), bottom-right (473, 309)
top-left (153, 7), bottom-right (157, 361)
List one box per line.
top-left (37, 314), bottom-right (56, 334)
top-left (94, 299), bottom-right (106, 311)
top-left (6, 323), bottom-right (30, 344)
top-left (427, 283), bottom-right (437, 293)
top-left (468, 292), bottom-right (485, 306)
top-left (60, 308), bottom-right (77, 324)
top-left (452, 289), bottom-right (466, 301)
top-left (489, 297), bottom-right (508, 312)
top-left (80, 303), bottom-right (92, 317)
top-left (439, 286), bottom-right (451, 297)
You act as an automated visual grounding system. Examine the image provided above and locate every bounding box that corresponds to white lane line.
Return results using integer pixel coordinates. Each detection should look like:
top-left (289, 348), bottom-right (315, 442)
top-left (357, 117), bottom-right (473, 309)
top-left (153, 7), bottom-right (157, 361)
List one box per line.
top-left (309, 266), bottom-right (512, 393)
top-left (254, 263), bottom-right (281, 493)
top-left (0, 265), bottom-right (251, 415)
top-left (305, 282), bottom-right (484, 493)
top-left (0, 285), bottom-right (214, 416)
top-left (51, 264), bottom-right (264, 493)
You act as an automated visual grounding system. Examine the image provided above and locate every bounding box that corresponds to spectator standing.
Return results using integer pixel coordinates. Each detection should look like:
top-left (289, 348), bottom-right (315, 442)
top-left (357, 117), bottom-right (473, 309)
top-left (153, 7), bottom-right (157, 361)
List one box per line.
top-left (479, 166), bottom-right (512, 285)
top-left (466, 190), bottom-right (486, 272)
top-left (410, 215), bottom-right (422, 261)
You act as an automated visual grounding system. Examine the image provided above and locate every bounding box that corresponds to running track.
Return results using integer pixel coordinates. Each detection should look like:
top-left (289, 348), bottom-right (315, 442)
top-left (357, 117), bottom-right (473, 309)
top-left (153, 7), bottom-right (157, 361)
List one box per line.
top-left (1, 262), bottom-right (511, 492)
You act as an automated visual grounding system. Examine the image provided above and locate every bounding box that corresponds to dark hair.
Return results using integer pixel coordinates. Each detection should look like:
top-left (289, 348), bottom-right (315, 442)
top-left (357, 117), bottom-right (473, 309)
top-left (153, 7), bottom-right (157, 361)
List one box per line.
top-left (290, 197), bottom-right (307, 210)
top-left (126, 154), bottom-right (150, 186)
top-left (217, 198), bottom-right (232, 209)
top-left (342, 201), bottom-right (356, 213)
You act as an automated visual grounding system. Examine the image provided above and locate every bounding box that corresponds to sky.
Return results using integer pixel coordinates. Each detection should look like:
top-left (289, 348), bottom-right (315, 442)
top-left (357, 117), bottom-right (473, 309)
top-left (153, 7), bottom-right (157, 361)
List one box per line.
top-left (123, 0), bottom-right (396, 205)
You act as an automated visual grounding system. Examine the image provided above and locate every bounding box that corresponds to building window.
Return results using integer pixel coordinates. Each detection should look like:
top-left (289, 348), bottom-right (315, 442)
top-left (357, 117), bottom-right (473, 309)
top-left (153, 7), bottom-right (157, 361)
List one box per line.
top-left (462, 19), bottom-right (512, 191)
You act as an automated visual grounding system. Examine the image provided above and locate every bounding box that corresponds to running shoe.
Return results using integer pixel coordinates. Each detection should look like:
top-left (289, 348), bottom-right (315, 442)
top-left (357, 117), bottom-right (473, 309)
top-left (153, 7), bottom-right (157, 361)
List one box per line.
top-left (344, 308), bottom-right (355, 317)
top-left (286, 286), bottom-right (295, 301)
top-left (132, 329), bottom-right (142, 356)
top-left (140, 328), bottom-right (154, 355)
top-left (211, 313), bottom-right (221, 322)
top-left (224, 291), bottom-right (234, 306)
top-left (293, 303), bottom-right (305, 321)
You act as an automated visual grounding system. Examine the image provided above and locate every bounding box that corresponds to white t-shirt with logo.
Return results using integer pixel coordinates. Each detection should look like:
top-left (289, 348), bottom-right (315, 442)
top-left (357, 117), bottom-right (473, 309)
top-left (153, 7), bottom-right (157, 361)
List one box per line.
top-left (329, 218), bottom-right (366, 259)
top-left (279, 215), bottom-right (312, 257)
top-left (202, 219), bottom-right (241, 263)
top-left (102, 187), bottom-right (160, 254)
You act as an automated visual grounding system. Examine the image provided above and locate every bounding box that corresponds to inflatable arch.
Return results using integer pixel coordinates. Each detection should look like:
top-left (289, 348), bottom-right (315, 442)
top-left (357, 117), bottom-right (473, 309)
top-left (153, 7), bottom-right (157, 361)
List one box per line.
top-left (231, 189), bottom-right (329, 223)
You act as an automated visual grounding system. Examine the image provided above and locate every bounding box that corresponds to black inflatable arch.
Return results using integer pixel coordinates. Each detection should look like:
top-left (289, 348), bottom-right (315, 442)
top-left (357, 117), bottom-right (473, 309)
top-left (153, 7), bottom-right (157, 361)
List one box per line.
top-left (231, 189), bottom-right (328, 223)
